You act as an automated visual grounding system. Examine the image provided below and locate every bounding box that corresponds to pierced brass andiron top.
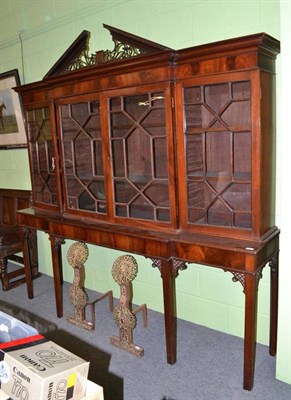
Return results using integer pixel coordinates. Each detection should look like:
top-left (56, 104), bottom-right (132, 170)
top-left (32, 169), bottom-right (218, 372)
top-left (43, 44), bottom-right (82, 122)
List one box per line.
top-left (110, 254), bottom-right (147, 357)
top-left (67, 241), bottom-right (113, 330)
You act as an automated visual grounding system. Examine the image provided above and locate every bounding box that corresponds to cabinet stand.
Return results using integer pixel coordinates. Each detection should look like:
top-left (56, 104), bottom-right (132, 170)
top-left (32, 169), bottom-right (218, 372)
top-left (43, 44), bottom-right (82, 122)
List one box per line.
top-left (19, 209), bottom-right (279, 390)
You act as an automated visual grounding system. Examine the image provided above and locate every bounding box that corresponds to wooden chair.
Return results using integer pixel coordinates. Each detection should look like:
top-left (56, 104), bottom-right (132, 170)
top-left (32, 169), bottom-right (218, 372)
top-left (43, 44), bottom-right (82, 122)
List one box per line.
top-left (0, 189), bottom-right (38, 291)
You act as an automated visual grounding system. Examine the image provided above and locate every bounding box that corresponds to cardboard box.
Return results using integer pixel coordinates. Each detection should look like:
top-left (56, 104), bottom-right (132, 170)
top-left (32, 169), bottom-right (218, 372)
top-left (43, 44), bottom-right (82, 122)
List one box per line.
top-left (0, 337), bottom-right (89, 400)
top-left (0, 388), bottom-right (10, 399)
top-left (0, 380), bottom-right (103, 400)
top-left (81, 380), bottom-right (104, 400)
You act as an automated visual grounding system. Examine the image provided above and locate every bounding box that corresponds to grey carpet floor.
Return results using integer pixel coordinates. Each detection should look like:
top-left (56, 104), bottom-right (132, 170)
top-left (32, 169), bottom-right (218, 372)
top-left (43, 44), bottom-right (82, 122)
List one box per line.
top-left (0, 273), bottom-right (290, 400)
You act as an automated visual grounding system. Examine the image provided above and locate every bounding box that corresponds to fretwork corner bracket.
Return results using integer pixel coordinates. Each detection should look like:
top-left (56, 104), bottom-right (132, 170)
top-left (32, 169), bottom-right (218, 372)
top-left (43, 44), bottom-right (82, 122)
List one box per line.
top-left (149, 257), bottom-right (187, 278)
top-left (110, 254), bottom-right (147, 357)
top-left (225, 267), bottom-right (264, 294)
top-left (23, 226), bottom-right (33, 240)
top-left (269, 251), bottom-right (279, 273)
top-left (66, 241), bottom-right (113, 330)
top-left (49, 235), bottom-right (65, 250)
top-left (173, 259), bottom-right (188, 277)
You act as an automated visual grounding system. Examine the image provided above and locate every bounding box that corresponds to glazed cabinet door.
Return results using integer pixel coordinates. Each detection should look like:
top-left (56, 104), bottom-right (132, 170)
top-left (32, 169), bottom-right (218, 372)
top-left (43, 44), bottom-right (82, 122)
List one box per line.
top-left (57, 83), bottom-right (176, 229)
top-left (26, 103), bottom-right (61, 210)
top-left (57, 95), bottom-right (108, 219)
top-left (176, 72), bottom-right (257, 239)
top-left (106, 83), bottom-right (177, 229)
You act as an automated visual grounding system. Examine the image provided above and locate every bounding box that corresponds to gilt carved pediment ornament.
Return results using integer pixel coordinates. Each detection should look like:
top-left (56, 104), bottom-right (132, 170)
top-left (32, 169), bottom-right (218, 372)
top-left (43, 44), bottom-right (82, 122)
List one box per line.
top-left (44, 24), bottom-right (172, 78)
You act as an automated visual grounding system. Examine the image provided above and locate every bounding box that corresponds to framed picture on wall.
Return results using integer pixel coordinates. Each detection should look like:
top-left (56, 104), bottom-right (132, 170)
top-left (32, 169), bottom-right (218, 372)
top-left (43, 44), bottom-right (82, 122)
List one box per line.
top-left (0, 69), bottom-right (26, 149)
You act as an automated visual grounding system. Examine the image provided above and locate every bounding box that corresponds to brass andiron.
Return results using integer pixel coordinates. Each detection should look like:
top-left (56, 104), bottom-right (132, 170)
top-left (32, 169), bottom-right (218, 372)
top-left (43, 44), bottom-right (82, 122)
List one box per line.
top-left (67, 241), bottom-right (113, 330)
top-left (110, 254), bottom-right (147, 357)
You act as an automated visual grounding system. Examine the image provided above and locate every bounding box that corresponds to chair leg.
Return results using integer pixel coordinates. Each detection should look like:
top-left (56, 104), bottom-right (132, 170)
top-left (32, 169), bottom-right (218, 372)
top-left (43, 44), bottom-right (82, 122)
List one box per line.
top-left (20, 227), bottom-right (35, 298)
top-left (0, 256), bottom-right (9, 290)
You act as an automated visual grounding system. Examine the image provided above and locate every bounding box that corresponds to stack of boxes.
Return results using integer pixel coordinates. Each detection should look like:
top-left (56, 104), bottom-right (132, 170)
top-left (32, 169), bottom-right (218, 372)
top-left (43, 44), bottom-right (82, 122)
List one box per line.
top-left (0, 312), bottom-right (103, 400)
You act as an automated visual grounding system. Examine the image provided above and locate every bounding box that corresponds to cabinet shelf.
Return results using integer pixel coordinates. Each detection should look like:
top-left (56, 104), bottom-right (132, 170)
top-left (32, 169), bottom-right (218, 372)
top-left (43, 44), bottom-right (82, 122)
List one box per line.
top-left (111, 122), bottom-right (167, 131)
top-left (185, 125), bottom-right (251, 134)
top-left (187, 172), bottom-right (251, 181)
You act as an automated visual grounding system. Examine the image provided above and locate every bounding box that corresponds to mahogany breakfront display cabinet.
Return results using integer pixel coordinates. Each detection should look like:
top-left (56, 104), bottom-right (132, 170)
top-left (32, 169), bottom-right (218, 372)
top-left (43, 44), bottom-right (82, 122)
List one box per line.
top-left (15, 25), bottom-right (280, 390)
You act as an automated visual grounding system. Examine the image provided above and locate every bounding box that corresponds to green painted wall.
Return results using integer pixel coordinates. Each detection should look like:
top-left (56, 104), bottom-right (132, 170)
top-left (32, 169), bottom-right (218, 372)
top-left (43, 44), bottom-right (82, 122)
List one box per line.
top-left (276, 0), bottom-right (291, 385)
top-left (1, 0), bottom-right (289, 386)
